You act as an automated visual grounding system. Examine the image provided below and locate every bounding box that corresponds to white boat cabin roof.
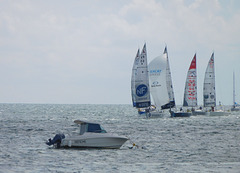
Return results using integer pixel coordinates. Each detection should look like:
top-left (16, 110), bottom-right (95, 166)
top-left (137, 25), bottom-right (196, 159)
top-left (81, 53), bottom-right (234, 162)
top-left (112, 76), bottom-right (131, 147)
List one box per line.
top-left (74, 120), bottom-right (99, 125)
top-left (74, 120), bottom-right (106, 134)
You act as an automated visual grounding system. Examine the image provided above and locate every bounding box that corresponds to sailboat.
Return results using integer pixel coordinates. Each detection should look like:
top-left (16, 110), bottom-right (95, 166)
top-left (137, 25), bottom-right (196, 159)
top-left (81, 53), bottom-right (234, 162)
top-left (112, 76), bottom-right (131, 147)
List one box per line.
top-left (203, 53), bottom-right (229, 116)
top-left (148, 46), bottom-right (176, 117)
top-left (183, 54), bottom-right (206, 116)
top-left (131, 43), bottom-right (151, 115)
top-left (231, 72), bottom-right (240, 111)
top-left (169, 54), bottom-right (198, 117)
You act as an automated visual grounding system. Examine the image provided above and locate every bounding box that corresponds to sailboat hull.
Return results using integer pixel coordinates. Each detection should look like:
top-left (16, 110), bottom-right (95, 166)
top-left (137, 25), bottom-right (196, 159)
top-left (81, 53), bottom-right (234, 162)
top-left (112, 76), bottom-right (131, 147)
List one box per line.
top-left (207, 111), bottom-right (230, 116)
top-left (147, 111), bottom-right (165, 118)
top-left (170, 110), bottom-right (191, 117)
top-left (231, 107), bottom-right (240, 111)
top-left (192, 110), bottom-right (208, 116)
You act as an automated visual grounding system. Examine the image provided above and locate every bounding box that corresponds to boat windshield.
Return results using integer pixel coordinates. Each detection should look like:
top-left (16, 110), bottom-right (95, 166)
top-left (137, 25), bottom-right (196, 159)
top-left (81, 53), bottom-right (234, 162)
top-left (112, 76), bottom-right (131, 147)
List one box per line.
top-left (87, 123), bottom-right (107, 133)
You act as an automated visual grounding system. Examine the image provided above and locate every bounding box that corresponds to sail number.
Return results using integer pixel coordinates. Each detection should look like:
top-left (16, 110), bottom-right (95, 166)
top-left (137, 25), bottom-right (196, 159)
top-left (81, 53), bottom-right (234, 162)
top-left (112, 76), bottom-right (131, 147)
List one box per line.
top-left (136, 84), bottom-right (148, 97)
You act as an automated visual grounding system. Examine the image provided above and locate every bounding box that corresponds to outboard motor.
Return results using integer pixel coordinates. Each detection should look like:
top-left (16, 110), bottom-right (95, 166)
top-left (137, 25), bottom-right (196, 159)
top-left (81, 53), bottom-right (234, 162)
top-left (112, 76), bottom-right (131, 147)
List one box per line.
top-left (46, 134), bottom-right (65, 148)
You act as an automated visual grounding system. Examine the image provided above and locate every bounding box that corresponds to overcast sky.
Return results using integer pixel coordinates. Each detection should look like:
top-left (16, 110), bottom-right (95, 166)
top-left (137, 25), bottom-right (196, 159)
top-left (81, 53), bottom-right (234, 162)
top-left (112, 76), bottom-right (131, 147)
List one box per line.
top-left (0, 0), bottom-right (240, 105)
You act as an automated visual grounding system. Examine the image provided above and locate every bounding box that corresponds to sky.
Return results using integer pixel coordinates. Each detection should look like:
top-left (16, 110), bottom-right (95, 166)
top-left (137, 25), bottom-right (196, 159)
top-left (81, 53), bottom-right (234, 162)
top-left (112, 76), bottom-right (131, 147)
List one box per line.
top-left (0, 0), bottom-right (240, 105)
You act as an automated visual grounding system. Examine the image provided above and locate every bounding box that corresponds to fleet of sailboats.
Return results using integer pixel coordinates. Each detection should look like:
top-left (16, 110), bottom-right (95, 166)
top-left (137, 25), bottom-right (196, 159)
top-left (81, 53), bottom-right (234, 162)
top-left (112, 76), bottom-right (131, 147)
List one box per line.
top-left (131, 44), bottom-right (237, 117)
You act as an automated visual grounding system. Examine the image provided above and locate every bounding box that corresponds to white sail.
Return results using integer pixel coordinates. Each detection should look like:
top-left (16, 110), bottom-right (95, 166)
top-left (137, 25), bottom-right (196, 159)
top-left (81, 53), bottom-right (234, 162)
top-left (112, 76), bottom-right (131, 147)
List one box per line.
top-left (148, 47), bottom-right (175, 110)
top-left (131, 49), bottom-right (140, 107)
top-left (183, 54), bottom-right (197, 107)
top-left (203, 53), bottom-right (216, 107)
top-left (165, 47), bottom-right (176, 109)
top-left (134, 43), bottom-right (151, 108)
top-left (149, 54), bottom-right (168, 109)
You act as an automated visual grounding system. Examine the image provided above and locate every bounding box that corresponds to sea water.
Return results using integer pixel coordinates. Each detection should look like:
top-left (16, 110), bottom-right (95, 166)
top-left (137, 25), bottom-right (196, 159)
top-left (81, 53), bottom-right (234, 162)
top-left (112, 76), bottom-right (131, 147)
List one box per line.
top-left (0, 104), bottom-right (240, 173)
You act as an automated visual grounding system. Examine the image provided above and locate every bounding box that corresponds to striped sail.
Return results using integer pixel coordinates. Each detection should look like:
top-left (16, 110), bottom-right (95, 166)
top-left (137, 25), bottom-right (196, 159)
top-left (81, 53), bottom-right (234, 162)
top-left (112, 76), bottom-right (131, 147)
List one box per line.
top-left (134, 43), bottom-right (151, 108)
top-left (183, 54), bottom-right (197, 107)
top-left (203, 53), bottom-right (216, 107)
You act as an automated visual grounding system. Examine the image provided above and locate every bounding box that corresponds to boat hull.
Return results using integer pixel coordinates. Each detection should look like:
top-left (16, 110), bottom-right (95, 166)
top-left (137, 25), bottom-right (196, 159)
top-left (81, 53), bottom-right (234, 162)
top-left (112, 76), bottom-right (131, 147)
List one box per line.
top-left (231, 107), bottom-right (240, 112)
top-left (192, 110), bottom-right (208, 116)
top-left (60, 133), bottom-right (128, 149)
top-left (148, 111), bottom-right (165, 118)
top-left (207, 111), bottom-right (230, 116)
top-left (170, 111), bottom-right (191, 117)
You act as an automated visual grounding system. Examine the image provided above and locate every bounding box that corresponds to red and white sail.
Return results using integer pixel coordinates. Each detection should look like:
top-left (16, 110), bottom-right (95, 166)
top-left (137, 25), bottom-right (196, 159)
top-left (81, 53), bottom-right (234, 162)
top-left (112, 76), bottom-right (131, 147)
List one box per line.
top-left (183, 54), bottom-right (197, 107)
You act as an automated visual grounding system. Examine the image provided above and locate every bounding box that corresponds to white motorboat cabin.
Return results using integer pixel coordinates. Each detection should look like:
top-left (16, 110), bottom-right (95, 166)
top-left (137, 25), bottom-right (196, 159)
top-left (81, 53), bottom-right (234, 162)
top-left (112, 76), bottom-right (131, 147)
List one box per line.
top-left (74, 120), bottom-right (107, 135)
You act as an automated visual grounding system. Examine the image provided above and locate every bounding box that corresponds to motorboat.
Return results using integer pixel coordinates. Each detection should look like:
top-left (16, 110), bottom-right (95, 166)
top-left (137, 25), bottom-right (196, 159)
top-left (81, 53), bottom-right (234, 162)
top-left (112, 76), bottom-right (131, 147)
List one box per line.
top-left (46, 120), bottom-right (128, 149)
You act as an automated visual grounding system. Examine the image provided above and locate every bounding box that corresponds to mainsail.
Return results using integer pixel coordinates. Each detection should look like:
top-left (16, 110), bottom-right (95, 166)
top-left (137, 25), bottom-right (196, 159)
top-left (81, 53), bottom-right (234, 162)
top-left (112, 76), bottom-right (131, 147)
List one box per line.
top-left (164, 47), bottom-right (175, 109)
top-left (203, 53), bottom-right (216, 107)
top-left (131, 49), bottom-right (140, 107)
top-left (183, 54), bottom-right (197, 107)
top-left (134, 43), bottom-right (151, 108)
top-left (148, 47), bottom-right (175, 110)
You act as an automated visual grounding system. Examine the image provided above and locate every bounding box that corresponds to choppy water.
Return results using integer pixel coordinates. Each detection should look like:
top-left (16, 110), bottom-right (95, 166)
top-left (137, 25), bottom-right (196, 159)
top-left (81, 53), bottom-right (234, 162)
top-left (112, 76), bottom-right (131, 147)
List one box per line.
top-left (0, 104), bottom-right (240, 173)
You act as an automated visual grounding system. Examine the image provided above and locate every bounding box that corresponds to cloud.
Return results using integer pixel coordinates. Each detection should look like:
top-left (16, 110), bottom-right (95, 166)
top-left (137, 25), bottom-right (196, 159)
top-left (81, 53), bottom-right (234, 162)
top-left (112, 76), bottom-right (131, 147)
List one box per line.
top-left (0, 0), bottom-right (239, 104)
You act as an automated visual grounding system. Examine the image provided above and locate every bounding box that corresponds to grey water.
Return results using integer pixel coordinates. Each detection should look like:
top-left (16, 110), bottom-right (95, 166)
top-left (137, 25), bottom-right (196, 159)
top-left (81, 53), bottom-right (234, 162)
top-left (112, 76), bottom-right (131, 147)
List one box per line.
top-left (0, 104), bottom-right (240, 173)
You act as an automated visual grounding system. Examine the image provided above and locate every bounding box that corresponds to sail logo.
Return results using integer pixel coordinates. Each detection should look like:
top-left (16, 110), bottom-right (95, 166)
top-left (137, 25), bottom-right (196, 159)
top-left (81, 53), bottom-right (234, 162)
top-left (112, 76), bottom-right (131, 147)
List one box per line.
top-left (151, 81), bottom-right (161, 87)
top-left (136, 84), bottom-right (148, 97)
top-left (150, 69), bottom-right (161, 76)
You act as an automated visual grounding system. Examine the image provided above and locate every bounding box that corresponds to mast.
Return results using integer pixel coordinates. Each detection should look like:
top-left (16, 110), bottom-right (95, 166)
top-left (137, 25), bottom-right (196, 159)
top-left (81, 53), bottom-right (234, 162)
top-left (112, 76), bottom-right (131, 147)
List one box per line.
top-left (233, 71), bottom-right (235, 107)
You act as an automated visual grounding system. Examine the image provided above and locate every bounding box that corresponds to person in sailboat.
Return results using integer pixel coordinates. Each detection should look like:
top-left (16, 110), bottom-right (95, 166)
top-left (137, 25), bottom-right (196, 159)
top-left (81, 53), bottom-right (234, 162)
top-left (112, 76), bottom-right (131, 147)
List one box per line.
top-left (211, 106), bottom-right (214, 112)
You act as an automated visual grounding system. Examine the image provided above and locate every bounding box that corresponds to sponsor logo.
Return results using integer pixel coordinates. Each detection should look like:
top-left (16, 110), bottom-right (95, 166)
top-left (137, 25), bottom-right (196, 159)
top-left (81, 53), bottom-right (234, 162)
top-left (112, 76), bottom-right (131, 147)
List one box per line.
top-left (136, 84), bottom-right (148, 97)
top-left (150, 69), bottom-right (161, 75)
top-left (151, 81), bottom-right (161, 87)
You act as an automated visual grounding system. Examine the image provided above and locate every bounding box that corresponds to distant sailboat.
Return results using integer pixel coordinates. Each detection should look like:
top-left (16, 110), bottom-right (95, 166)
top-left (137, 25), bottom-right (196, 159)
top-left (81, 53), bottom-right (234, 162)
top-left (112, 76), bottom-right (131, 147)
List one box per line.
top-left (231, 72), bottom-right (240, 111)
top-left (203, 53), bottom-right (229, 116)
top-left (148, 46), bottom-right (175, 117)
top-left (131, 43), bottom-right (151, 115)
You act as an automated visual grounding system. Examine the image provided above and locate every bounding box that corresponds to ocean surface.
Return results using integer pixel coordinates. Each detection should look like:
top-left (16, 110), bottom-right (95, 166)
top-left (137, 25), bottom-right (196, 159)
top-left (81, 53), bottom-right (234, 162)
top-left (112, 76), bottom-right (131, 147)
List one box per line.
top-left (0, 104), bottom-right (240, 173)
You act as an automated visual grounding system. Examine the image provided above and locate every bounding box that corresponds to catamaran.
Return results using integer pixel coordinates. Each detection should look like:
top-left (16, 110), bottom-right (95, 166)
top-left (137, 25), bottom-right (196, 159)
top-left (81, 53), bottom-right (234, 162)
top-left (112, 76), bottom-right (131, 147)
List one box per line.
top-left (203, 53), bottom-right (229, 116)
